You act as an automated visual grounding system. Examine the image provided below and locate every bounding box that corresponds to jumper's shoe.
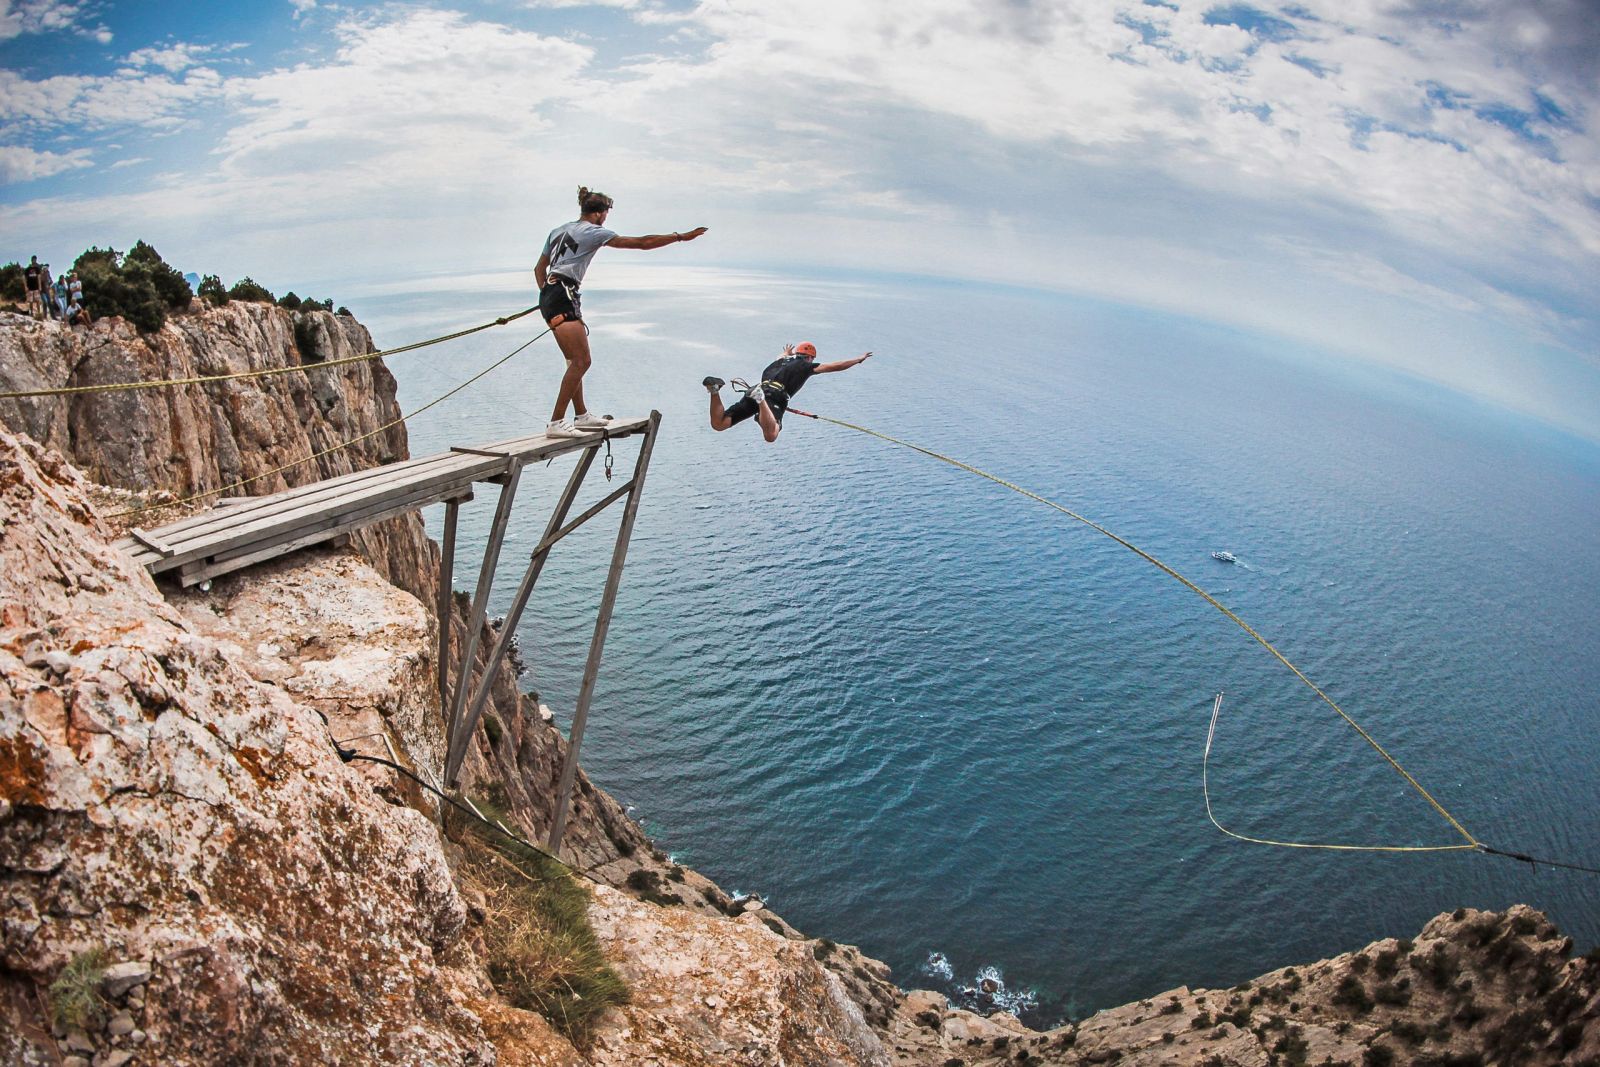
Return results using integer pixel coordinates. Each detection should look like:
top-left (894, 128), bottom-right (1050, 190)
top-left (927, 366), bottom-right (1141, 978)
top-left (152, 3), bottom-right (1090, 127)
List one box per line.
top-left (573, 412), bottom-right (612, 430)
top-left (703, 376), bottom-right (725, 394)
top-left (746, 386), bottom-right (765, 404)
top-left (546, 418), bottom-right (585, 438)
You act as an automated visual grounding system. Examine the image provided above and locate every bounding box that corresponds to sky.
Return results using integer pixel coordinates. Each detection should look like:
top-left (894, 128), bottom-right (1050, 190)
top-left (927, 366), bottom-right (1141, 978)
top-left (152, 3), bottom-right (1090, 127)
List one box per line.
top-left (2, 0), bottom-right (1598, 439)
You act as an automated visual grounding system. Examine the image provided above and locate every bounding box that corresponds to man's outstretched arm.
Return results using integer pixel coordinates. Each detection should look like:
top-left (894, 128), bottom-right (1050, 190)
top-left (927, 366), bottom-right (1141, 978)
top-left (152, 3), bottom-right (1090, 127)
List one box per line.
top-left (607, 227), bottom-right (709, 250)
top-left (814, 351), bottom-right (872, 374)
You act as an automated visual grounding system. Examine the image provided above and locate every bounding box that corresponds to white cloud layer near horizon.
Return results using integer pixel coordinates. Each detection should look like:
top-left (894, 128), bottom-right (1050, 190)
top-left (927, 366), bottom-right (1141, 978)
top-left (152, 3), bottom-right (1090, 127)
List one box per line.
top-left (1, 0), bottom-right (1597, 439)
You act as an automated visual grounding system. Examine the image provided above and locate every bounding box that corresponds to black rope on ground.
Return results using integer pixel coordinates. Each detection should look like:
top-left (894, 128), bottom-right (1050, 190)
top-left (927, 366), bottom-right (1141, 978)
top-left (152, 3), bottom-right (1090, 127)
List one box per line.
top-left (337, 748), bottom-right (612, 889)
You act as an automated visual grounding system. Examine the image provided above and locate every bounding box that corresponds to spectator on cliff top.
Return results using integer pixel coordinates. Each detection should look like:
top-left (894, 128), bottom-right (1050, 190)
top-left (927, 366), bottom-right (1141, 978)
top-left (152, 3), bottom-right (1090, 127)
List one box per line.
top-left (534, 185), bottom-right (708, 439)
top-left (38, 263), bottom-right (58, 320)
top-left (23, 257), bottom-right (43, 319)
top-left (702, 343), bottom-right (873, 443)
top-left (51, 276), bottom-right (68, 320)
top-left (66, 273), bottom-right (90, 326)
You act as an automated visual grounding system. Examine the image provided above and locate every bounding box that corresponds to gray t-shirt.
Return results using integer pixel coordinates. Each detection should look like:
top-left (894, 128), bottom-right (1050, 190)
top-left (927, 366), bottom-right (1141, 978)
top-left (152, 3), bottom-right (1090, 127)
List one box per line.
top-left (543, 220), bottom-right (617, 285)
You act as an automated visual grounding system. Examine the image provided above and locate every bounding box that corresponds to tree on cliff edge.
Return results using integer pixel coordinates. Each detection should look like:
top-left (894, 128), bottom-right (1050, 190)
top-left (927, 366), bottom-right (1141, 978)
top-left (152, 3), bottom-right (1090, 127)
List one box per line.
top-left (72, 242), bottom-right (193, 332)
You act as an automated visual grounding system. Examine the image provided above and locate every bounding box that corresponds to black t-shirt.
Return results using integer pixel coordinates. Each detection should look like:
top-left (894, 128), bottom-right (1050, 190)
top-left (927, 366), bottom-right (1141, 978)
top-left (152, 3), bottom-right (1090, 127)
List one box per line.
top-left (24, 265), bottom-right (40, 290)
top-left (762, 355), bottom-right (817, 399)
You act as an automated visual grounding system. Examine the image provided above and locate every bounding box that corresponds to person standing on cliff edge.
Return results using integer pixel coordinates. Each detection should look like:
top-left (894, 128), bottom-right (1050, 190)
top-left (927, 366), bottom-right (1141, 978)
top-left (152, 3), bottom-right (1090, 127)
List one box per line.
top-left (535, 186), bottom-right (707, 438)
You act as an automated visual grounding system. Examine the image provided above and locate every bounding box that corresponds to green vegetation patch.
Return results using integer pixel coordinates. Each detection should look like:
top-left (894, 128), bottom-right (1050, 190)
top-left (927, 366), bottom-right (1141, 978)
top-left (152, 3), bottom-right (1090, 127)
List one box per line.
top-left (448, 807), bottom-right (627, 1047)
top-left (48, 948), bottom-right (108, 1030)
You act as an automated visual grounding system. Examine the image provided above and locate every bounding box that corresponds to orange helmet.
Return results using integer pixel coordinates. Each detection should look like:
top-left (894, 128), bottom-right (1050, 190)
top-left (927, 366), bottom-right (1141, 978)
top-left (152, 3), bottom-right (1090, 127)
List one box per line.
top-left (793, 341), bottom-right (817, 357)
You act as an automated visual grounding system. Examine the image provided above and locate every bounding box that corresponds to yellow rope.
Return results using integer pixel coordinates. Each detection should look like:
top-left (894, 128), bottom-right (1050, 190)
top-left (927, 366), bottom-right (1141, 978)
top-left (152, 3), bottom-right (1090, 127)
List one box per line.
top-left (1203, 693), bottom-right (1476, 853)
top-left (795, 409), bottom-right (1481, 853)
top-left (2, 306), bottom-right (537, 400)
top-left (108, 326), bottom-right (550, 519)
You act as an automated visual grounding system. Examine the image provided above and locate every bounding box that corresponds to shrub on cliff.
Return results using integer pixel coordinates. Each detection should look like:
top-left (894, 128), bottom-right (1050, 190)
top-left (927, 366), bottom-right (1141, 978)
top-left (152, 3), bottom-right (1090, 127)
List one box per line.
top-left (278, 291), bottom-right (302, 310)
top-left (71, 243), bottom-right (192, 332)
top-left (198, 274), bottom-right (229, 306)
top-left (0, 262), bottom-right (24, 303)
top-left (228, 276), bottom-right (275, 303)
top-left (126, 240), bottom-right (193, 308)
top-left (447, 806), bottom-right (628, 1047)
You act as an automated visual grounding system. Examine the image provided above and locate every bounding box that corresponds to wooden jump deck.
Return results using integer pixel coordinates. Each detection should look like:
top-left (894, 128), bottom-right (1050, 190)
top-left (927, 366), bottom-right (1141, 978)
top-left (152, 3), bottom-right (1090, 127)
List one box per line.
top-left (114, 417), bottom-right (652, 587)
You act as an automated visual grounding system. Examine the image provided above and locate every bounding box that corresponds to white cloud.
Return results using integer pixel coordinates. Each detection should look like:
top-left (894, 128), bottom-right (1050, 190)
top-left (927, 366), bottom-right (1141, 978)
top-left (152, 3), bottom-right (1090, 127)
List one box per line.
top-left (0, 143), bottom-right (92, 182)
top-left (122, 43), bottom-right (216, 74)
top-left (0, 67), bottom-right (224, 131)
top-left (108, 156), bottom-right (149, 169)
top-left (0, 0), bottom-right (108, 42)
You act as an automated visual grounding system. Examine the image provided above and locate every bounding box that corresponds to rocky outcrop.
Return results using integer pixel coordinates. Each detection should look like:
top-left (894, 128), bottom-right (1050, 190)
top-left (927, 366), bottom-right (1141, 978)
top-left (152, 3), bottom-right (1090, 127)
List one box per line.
top-left (886, 905), bottom-right (1600, 1066)
top-left (0, 428), bottom-right (492, 1064)
top-left (0, 427), bottom-right (902, 1065)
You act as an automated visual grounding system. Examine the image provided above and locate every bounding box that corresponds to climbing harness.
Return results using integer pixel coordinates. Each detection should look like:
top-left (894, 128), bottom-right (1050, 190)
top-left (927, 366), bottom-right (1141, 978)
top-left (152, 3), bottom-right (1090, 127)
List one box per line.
top-left (787, 406), bottom-right (1599, 875)
top-left (0, 306), bottom-right (538, 401)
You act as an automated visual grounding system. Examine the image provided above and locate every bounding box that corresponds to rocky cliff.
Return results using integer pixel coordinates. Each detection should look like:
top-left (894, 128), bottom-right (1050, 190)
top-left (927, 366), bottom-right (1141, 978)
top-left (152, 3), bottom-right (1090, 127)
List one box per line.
top-left (2, 306), bottom-right (1594, 1066)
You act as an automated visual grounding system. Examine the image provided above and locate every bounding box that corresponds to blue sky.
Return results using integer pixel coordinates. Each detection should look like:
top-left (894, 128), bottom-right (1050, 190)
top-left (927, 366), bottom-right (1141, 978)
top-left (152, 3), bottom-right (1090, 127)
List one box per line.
top-left (2, 0), bottom-right (1598, 439)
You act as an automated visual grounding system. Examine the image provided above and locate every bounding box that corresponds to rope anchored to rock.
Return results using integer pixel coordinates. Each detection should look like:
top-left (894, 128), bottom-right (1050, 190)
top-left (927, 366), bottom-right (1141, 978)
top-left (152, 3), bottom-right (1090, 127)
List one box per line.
top-left (0, 305), bottom-right (538, 400)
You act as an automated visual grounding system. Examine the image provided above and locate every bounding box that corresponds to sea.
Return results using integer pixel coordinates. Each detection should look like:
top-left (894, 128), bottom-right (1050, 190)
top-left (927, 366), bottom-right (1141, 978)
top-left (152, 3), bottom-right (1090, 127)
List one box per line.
top-left (342, 264), bottom-right (1600, 1026)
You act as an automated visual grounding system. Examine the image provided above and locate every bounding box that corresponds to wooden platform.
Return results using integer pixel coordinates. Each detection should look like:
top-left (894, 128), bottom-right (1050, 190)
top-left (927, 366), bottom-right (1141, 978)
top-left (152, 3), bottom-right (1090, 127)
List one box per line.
top-left (114, 417), bottom-right (651, 587)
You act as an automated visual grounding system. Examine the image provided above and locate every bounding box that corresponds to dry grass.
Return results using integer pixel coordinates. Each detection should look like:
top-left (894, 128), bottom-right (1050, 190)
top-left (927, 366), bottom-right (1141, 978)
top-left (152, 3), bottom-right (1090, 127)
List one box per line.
top-left (449, 807), bottom-right (628, 1048)
top-left (47, 948), bottom-right (108, 1031)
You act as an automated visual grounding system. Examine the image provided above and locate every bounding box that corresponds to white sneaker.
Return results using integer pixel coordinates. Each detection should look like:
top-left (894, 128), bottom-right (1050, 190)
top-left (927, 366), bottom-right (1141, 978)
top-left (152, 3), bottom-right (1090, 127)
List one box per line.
top-left (573, 412), bottom-right (612, 430)
top-left (747, 386), bottom-right (765, 404)
top-left (546, 419), bottom-right (584, 438)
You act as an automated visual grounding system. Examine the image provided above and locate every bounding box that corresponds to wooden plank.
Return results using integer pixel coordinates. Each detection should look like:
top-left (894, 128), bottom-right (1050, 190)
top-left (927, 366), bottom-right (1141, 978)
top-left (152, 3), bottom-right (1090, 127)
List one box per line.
top-left (144, 458), bottom-right (493, 573)
top-left (127, 528), bottom-right (176, 558)
top-left (140, 451), bottom-right (449, 541)
top-left (169, 484), bottom-right (467, 585)
top-left (450, 446), bottom-right (515, 458)
top-left (121, 419), bottom-right (649, 577)
top-left (145, 424), bottom-right (609, 558)
top-left (163, 469), bottom-right (488, 576)
top-left (146, 451), bottom-right (470, 551)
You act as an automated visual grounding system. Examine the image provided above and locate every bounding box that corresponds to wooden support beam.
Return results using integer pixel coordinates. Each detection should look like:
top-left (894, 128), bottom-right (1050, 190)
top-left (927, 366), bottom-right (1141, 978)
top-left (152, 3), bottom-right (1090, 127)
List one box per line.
top-left (436, 496), bottom-right (462, 706)
top-left (446, 445), bottom-right (601, 784)
top-left (128, 528), bottom-right (176, 558)
top-left (443, 458), bottom-right (524, 773)
top-left (547, 411), bottom-right (662, 856)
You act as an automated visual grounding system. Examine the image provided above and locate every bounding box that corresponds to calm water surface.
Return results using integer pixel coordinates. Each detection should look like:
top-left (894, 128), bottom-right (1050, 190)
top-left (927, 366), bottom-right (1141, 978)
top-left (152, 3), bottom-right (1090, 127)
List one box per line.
top-left (347, 266), bottom-right (1600, 1024)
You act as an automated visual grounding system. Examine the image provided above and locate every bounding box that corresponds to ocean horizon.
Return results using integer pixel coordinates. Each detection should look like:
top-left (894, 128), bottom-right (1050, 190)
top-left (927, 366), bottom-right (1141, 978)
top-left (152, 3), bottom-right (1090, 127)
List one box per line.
top-left (345, 264), bottom-right (1600, 1025)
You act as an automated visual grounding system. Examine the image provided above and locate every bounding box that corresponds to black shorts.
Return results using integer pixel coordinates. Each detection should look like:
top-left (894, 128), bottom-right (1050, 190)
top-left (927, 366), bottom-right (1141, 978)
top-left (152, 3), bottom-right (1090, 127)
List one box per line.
top-left (539, 277), bottom-right (582, 325)
top-left (723, 390), bottom-right (788, 427)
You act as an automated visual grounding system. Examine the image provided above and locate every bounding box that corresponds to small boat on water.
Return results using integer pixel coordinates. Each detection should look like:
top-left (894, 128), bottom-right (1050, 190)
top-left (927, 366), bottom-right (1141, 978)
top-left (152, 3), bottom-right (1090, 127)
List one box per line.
top-left (1211, 551), bottom-right (1238, 564)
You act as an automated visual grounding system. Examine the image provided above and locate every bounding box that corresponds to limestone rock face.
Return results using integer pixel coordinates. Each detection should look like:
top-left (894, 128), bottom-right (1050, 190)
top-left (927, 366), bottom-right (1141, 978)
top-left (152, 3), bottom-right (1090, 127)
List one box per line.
top-left (0, 303), bottom-right (431, 601)
top-left (584, 884), bottom-right (890, 1067)
top-left (886, 905), bottom-right (1600, 1066)
top-left (0, 427), bottom-right (492, 1064)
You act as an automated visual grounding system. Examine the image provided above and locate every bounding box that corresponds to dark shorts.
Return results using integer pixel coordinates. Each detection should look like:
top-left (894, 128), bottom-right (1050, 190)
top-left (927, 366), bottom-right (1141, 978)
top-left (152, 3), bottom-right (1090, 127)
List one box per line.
top-left (539, 277), bottom-right (582, 325)
top-left (723, 390), bottom-right (788, 427)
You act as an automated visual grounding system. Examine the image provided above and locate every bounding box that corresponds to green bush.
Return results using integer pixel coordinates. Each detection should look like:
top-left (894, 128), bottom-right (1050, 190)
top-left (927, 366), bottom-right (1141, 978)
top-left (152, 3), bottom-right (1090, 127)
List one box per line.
top-left (0, 262), bottom-right (24, 302)
top-left (125, 240), bottom-right (192, 308)
top-left (278, 291), bottom-right (302, 310)
top-left (198, 274), bottom-right (229, 306)
top-left (228, 276), bottom-right (275, 303)
top-left (72, 246), bottom-right (164, 332)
